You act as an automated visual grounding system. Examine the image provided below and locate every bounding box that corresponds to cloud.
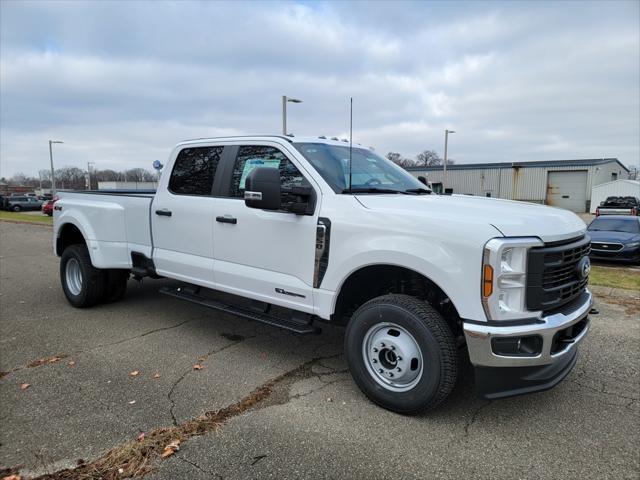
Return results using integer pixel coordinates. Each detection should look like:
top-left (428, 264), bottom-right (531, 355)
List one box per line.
top-left (0, 0), bottom-right (638, 177)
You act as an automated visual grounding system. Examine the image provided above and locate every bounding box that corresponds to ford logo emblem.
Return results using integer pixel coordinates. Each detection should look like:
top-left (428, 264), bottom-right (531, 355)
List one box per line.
top-left (576, 256), bottom-right (591, 280)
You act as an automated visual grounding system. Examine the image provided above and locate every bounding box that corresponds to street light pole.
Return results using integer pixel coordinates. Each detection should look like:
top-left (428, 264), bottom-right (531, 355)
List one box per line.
top-left (282, 95), bottom-right (302, 135)
top-left (87, 162), bottom-right (95, 190)
top-left (48, 140), bottom-right (64, 195)
top-left (443, 129), bottom-right (455, 191)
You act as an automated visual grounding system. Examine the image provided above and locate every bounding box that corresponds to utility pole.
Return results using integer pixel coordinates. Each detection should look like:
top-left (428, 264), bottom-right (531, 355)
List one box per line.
top-left (48, 140), bottom-right (64, 194)
top-left (282, 95), bottom-right (302, 135)
top-left (443, 129), bottom-right (455, 191)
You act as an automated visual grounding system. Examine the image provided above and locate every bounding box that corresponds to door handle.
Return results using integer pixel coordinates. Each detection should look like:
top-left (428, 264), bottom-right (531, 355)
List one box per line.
top-left (155, 209), bottom-right (172, 217)
top-left (216, 215), bottom-right (237, 224)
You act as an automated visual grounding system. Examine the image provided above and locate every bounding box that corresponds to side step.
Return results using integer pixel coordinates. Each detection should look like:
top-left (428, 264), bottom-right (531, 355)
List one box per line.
top-left (159, 286), bottom-right (320, 335)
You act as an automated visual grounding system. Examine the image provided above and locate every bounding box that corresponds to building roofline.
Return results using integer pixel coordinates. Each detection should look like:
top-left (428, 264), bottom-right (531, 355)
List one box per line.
top-left (406, 158), bottom-right (629, 172)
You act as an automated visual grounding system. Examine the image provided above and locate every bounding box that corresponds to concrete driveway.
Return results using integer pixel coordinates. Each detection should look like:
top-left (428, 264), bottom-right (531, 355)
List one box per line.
top-left (1, 221), bottom-right (638, 479)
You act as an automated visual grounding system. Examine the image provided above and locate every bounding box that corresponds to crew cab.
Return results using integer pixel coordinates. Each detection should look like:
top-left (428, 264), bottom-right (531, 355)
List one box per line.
top-left (53, 136), bottom-right (593, 413)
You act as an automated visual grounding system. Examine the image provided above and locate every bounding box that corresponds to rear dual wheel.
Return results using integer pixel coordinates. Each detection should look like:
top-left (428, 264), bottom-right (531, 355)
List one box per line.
top-left (345, 294), bottom-right (458, 414)
top-left (60, 244), bottom-right (129, 307)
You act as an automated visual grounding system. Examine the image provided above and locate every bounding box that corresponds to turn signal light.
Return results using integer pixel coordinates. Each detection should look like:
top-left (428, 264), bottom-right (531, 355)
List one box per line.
top-left (483, 265), bottom-right (494, 297)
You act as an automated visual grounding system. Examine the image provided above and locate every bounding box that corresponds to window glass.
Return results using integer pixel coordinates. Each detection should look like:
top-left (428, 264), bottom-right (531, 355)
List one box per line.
top-left (292, 143), bottom-right (426, 193)
top-left (229, 146), bottom-right (308, 202)
top-left (588, 218), bottom-right (640, 233)
top-left (169, 146), bottom-right (223, 195)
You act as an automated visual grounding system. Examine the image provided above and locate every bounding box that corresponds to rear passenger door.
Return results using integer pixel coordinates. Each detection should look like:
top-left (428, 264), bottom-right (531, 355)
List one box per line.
top-left (152, 145), bottom-right (223, 287)
top-left (212, 143), bottom-right (319, 313)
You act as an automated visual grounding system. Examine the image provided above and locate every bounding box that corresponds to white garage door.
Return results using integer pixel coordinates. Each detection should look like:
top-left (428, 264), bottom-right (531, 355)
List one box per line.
top-left (546, 171), bottom-right (588, 212)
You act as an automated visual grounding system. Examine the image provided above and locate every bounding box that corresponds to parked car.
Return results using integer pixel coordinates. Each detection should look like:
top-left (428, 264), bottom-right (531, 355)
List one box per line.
top-left (6, 196), bottom-right (43, 212)
top-left (587, 215), bottom-right (640, 264)
top-left (596, 196), bottom-right (640, 216)
top-left (52, 135), bottom-right (593, 413)
top-left (42, 197), bottom-right (58, 216)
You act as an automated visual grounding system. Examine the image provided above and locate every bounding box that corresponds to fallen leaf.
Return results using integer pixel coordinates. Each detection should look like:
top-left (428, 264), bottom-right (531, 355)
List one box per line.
top-left (192, 364), bottom-right (203, 370)
top-left (48, 356), bottom-right (61, 363)
top-left (137, 432), bottom-right (145, 442)
top-left (68, 361), bottom-right (76, 366)
top-left (153, 373), bottom-right (161, 379)
top-left (20, 383), bottom-right (30, 390)
top-left (160, 448), bottom-right (175, 459)
top-left (3, 474), bottom-right (22, 480)
top-left (128, 400), bottom-right (136, 405)
top-left (160, 439), bottom-right (181, 459)
top-left (129, 370), bottom-right (140, 377)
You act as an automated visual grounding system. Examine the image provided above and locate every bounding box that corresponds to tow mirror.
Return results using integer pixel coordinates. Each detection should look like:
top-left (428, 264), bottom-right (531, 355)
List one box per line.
top-left (244, 167), bottom-right (281, 210)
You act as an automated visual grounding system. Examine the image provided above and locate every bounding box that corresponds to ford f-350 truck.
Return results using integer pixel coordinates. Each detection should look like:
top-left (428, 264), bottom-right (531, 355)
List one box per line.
top-left (53, 136), bottom-right (592, 413)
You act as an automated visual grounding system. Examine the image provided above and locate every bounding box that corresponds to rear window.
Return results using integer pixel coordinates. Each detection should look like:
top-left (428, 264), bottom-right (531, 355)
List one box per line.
top-left (588, 218), bottom-right (640, 233)
top-left (169, 146), bottom-right (223, 196)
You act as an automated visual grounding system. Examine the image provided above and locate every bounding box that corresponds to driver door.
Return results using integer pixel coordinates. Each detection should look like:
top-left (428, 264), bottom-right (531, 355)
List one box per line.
top-left (213, 144), bottom-right (319, 313)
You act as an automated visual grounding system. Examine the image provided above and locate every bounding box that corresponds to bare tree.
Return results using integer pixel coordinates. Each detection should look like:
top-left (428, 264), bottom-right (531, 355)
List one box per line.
top-left (94, 169), bottom-right (120, 182)
top-left (415, 150), bottom-right (442, 166)
top-left (386, 152), bottom-right (416, 168)
top-left (628, 165), bottom-right (639, 181)
top-left (124, 168), bottom-right (156, 182)
top-left (56, 167), bottom-right (87, 190)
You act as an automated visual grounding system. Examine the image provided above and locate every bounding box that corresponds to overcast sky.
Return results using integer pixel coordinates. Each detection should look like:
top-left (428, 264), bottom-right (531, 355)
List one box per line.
top-left (1, 0), bottom-right (638, 177)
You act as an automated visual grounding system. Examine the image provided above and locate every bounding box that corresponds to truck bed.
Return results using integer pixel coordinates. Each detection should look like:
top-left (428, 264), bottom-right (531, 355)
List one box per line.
top-left (55, 190), bottom-right (156, 269)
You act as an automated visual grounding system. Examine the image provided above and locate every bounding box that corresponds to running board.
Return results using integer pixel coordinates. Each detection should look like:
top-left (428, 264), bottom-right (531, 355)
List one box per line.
top-left (159, 286), bottom-right (320, 335)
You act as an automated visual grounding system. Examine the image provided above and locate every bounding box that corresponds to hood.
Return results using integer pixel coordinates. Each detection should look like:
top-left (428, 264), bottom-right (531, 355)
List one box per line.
top-left (355, 194), bottom-right (587, 242)
top-left (587, 230), bottom-right (640, 244)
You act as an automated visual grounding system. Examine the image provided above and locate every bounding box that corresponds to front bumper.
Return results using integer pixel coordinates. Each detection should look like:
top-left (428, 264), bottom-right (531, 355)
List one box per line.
top-left (463, 289), bottom-right (592, 398)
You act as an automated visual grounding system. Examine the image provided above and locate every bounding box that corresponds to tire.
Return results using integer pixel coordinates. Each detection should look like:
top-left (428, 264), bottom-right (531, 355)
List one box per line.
top-left (345, 294), bottom-right (458, 414)
top-left (102, 269), bottom-right (129, 303)
top-left (60, 244), bottom-right (105, 308)
top-left (12, 205), bottom-right (21, 212)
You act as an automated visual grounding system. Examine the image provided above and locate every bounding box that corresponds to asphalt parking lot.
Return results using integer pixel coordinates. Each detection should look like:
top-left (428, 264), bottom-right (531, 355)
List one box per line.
top-left (1, 221), bottom-right (638, 480)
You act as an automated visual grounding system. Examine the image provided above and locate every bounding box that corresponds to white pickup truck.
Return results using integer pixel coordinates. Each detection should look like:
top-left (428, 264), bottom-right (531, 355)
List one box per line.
top-left (53, 136), bottom-right (593, 413)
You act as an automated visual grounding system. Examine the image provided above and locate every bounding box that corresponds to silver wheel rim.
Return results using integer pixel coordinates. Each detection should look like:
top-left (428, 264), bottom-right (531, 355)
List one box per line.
top-left (65, 258), bottom-right (83, 296)
top-left (362, 322), bottom-right (424, 392)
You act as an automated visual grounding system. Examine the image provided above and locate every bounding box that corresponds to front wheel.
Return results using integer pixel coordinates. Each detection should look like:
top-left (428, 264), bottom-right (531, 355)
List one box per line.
top-left (60, 244), bottom-right (105, 308)
top-left (345, 294), bottom-right (458, 414)
top-left (12, 205), bottom-right (21, 212)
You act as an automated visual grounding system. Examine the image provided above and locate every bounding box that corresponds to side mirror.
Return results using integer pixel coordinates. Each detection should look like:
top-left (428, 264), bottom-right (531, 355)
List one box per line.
top-left (418, 176), bottom-right (428, 185)
top-left (244, 167), bottom-right (281, 210)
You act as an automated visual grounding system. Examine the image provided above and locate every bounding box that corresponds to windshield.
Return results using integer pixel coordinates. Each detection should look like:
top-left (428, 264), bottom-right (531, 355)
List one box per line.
top-left (293, 143), bottom-right (427, 194)
top-left (588, 218), bottom-right (640, 233)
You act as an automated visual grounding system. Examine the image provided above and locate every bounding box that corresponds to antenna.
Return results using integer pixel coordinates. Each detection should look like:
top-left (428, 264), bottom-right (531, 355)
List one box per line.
top-left (349, 97), bottom-right (353, 191)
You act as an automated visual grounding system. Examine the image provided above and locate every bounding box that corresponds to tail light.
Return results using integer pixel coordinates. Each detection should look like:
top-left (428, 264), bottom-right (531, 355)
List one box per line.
top-left (632, 207), bottom-right (637, 216)
top-left (595, 207), bottom-right (600, 216)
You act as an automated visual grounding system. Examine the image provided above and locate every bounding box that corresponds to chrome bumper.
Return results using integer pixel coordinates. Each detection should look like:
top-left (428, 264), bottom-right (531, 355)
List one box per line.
top-left (464, 290), bottom-right (592, 367)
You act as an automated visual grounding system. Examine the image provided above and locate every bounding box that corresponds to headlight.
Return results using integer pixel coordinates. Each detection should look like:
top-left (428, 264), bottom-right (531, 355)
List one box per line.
top-left (482, 237), bottom-right (543, 321)
top-left (625, 242), bottom-right (640, 248)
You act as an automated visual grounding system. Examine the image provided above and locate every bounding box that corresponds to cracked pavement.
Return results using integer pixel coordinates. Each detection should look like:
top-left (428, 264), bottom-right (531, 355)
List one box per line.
top-left (1, 222), bottom-right (639, 479)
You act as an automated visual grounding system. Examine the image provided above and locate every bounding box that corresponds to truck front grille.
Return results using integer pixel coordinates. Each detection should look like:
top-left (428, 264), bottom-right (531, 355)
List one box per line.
top-left (526, 235), bottom-right (590, 312)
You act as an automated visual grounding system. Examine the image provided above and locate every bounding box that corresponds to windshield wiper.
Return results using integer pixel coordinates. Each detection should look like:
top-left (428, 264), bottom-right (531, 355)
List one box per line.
top-left (342, 188), bottom-right (407, 194)
top-left (404, 188), bottom-right (431, 195)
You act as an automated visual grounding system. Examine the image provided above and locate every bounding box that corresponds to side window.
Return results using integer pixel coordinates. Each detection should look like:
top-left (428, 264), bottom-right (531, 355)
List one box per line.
top-left (168, 146), bottom-right (223, 195)
top-left (229, 146), bottom-right (308, 202)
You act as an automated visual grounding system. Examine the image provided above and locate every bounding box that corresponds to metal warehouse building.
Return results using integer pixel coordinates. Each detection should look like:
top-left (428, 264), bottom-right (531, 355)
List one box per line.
top-left (407, 158), bottom-right (629, 213)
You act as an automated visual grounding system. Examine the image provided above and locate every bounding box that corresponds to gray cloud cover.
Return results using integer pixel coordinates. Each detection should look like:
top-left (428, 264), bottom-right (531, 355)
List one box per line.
top-left (1, 0), bottom-right (638, 176)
